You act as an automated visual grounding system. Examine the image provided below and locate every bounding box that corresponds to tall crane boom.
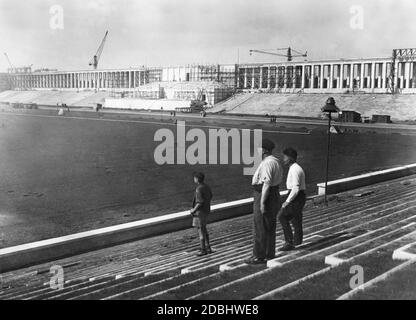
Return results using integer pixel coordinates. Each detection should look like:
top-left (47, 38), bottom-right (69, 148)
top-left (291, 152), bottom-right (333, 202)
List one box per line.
top-left (4, 52), bottom-right (15, 71)
top-left (89, 31), bottom-right (108, 69)
top-left (249, 47), bottom-right (307, 62)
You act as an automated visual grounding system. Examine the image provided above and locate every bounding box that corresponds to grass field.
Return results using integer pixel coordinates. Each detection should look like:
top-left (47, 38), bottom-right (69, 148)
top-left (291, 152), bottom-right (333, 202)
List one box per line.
top-left (0, 110), bottom-right (415, 247)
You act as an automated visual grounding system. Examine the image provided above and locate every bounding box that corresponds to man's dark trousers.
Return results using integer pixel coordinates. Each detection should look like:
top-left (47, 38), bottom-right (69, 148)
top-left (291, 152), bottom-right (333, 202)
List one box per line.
top-left (253, 185), bottom-right (281, 260)
top-left (278, 191), bottom-right (306, 246)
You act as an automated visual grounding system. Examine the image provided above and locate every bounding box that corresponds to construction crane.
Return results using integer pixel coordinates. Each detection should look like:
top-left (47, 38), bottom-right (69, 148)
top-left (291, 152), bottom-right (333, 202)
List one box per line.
top-left (3, 53), bottom-right (33, 73)
top-left (3, 52), bottom-right (15, 72)
top-left (89, 31), bottom-right (108, 69)
top-left (249, 47), bottom-right (307, 62)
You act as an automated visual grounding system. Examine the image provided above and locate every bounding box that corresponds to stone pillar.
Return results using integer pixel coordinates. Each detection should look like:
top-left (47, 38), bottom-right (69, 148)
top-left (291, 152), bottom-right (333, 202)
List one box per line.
top-left (301, 65), bottom-right (305, 88)
top-left (407, 62), bottom-right (412, 89)
top-left (329, 64), bottom-right (334, 89)
top-left (259, 67), bottom-right (263, 89)
top-left (371, 62), bottom-right (376, 89)
top-left (310, 65), bottom-right (315, 89)
top-left (267, 67), bottom-right (271, 89)
top-left (393, 60), bottom-right (399, 90)
top-left (319, 65), bottom-right (324, 89)
top-left (339, 64), bottom-right (344, 89)
top-left (349, 64), bottom-right (353, 89)
top-left (381, 62), bottom-right (387, 89)
top-left (360, 63), bottom-right (365, 89)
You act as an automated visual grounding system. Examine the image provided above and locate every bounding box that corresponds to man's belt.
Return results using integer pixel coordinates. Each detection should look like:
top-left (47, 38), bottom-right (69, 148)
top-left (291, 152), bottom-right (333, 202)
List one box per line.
top-left (252, 184), bottom-right (280, 192)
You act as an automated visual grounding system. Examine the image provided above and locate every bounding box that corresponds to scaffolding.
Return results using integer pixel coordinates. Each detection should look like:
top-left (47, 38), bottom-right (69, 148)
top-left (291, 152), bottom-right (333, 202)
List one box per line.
top-left (388, 48), bottom-right (416, 94)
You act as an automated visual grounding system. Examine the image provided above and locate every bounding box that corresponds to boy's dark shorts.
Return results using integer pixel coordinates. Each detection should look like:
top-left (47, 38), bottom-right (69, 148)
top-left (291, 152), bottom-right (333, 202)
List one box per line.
top-left (192, 213), bottom-right (208, 228)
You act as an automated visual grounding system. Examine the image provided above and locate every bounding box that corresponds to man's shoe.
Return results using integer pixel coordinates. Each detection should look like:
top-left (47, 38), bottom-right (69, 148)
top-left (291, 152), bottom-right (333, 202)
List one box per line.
top-left (206, 247), bottom-right (213, 254)
top-left (266, 256), bottom-right (276, 260)
top-left (245, 257), bottom-right (266, 265)
top-left (196, 250), bottom-right (208, 257)
top-left (278, 243), bottom-right (295, 252)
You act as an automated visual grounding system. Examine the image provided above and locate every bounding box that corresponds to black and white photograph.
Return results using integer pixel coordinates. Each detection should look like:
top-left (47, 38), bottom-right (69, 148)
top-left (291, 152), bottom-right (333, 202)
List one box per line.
top-left (0, 0), bottom-right (415, 309)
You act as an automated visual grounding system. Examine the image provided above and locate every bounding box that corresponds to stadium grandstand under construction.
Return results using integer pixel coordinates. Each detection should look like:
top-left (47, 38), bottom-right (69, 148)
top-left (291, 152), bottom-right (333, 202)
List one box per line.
top-left (2, 48), bottom-right (416, 94)
top-left (2, 50), bottom-right (416, 121)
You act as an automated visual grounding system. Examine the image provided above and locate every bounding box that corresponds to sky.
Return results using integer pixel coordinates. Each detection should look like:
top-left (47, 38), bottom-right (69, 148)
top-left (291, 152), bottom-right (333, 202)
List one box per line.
top-left (0, 0), bottom-right (415, 71)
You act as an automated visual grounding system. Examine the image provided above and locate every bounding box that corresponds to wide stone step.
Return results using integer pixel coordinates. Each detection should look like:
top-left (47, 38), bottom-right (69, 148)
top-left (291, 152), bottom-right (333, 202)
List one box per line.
top-left (255, 234), bottom-right (416, 300)
top-left (268, 201), bottom-right (416, 267)
top-left (339, 260), bottom-right (416, 300)
top-left (191, 229), bottom-right (416, 300)
top-left (100, 268), bottom-right (219, 300)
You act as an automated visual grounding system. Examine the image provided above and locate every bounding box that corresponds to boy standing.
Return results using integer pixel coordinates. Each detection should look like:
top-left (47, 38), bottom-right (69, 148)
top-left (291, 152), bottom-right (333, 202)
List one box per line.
top-left (190, 172), bottom-right (213, 256)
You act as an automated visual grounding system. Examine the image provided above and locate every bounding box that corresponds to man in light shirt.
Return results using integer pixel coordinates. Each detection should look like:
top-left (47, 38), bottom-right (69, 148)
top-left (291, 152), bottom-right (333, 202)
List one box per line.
top-left (278, 147), bottom-right (306, 251)
top-left (246, 138), bottom-right (283, 264)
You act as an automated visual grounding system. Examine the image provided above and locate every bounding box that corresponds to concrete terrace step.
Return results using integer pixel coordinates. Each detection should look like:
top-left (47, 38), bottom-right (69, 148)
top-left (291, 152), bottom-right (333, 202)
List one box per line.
top-left (0, 175), bottom-right (415, 300)
top-left (267, 200), bottom-right (416, 267)
top-left (392, 240), bottom-right (416, 261)
top-left (2, 176), bottom-right (413, 287)
top-left (190, 229), bottom-right (416, 300)
top-left (339, 260), bottom-right (416, 300)
top-left (216, 92), bottom-right (416, 121)
top-left (183, 205), bottom-right (416, 299)
top-left (7, 184), bottom-right (403, 294)
top-left (256, 232), bottom-right (416, 300)
top-left (123, 195), bottom-right (416, 298)
top-left (124, 190), bottom-right (416, 278)
top-left (99, 268), bottom-right (219, 300)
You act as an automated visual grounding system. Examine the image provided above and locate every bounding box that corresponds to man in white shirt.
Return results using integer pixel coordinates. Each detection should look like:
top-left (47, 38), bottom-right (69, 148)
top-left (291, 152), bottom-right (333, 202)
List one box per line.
top-left (278, 147), bottom-right (306, 251)
top-left (246, 138), bottom-right (284, 264)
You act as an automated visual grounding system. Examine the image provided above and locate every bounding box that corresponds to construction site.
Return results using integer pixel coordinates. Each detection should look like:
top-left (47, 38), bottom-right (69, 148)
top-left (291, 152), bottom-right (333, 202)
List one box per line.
top-left (1, 42), bottom-right (416, 121)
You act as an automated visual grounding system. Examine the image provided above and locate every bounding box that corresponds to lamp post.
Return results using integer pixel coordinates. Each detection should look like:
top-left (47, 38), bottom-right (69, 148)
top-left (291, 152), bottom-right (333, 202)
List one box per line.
top-left (321, 97), bottom-right (341, 206)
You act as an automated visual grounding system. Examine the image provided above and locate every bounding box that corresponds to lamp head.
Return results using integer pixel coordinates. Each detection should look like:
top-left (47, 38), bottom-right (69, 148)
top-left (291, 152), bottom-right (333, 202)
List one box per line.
top-left (321, 97), bottom-right (340, 113)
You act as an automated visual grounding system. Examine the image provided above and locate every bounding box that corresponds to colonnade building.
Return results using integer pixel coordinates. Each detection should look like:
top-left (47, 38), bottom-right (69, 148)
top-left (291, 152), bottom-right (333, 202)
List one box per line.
top-left (7, 56), bottom-right (416, 94)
